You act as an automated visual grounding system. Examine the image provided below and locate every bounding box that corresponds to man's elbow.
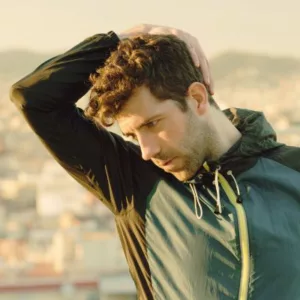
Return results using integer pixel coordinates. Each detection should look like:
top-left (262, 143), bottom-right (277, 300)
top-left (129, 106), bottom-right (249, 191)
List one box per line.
top-left (9, 84), bottom-right (27, 110)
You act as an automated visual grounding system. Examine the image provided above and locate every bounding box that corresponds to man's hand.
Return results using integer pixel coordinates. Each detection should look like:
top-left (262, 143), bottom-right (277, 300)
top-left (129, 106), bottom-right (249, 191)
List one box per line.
top-left (119, 24), bottom-right (214, 95)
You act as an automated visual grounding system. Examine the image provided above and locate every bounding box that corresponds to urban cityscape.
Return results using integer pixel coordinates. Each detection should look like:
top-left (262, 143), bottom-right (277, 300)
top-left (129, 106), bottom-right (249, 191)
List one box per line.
top-left (0, 49), bottom-right (300, 300)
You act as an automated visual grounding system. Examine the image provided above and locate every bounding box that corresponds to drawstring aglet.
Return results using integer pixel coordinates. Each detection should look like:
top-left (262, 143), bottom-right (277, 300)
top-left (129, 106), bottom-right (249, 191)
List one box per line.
top-left (214, 207), bottom-right (221, 215)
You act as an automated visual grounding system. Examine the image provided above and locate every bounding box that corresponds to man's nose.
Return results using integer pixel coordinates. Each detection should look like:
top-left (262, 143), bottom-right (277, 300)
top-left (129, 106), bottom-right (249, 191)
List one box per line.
top-left (139, 134), bottom-right (160, 161)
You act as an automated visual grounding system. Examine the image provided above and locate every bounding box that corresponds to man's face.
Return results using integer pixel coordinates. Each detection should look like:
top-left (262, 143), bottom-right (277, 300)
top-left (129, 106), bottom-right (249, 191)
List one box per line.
top-left (117, 86), bottom-right (210, 181)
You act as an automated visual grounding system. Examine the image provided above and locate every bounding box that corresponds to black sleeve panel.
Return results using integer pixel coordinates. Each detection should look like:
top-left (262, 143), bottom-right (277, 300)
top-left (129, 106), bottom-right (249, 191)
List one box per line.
top-left (10, 32), bottom-right (158, 215)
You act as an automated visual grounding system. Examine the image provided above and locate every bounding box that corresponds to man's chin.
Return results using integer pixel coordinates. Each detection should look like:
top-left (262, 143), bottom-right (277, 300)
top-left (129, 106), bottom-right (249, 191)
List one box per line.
top-left (170, 170), bottom-right (193, 182)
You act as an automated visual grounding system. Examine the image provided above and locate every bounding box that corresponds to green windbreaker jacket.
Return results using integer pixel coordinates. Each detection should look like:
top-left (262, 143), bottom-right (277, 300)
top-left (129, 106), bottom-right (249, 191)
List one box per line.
top-left (10, 31), bottom-right (300, 300)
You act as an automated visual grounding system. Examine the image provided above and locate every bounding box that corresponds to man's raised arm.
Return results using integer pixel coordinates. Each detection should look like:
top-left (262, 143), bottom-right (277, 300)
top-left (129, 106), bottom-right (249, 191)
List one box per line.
top-left (9, 25), bottom-right (212, 215)
top-left (9, 31), bottom-right (142, 214)
top-left (11, 32), bottom-right (118, 112)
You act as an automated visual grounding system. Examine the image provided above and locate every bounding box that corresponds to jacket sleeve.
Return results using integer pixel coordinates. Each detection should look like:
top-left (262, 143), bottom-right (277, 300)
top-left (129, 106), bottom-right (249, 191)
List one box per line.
top-left (9, 31), bottom-right (155, 215)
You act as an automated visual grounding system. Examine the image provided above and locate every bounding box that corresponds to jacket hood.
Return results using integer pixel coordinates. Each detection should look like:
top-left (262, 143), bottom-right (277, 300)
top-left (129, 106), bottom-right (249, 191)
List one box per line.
top-left (187, 108), bottom-right (284, 183)
top-left (221, 107), bottom-right (283, 159)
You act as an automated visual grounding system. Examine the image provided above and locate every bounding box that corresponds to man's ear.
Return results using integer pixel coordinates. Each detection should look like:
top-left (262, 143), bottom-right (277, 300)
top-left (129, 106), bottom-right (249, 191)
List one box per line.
top-left (187, 82), bottom-right (209, 115)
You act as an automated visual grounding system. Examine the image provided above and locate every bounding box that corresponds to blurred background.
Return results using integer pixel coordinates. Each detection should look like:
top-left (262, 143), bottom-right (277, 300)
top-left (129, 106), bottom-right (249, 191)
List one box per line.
top-left (0, 0), bottom-right (300, 299)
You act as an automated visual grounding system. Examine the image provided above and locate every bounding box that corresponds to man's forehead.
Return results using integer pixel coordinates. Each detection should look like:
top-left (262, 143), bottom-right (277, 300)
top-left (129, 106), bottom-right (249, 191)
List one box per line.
top-left (117, 87), bottom-right (160, 132)
top-left (117, 112), bottom-right (145, 132)
top-left (117, 110), bottom-right (161, 136)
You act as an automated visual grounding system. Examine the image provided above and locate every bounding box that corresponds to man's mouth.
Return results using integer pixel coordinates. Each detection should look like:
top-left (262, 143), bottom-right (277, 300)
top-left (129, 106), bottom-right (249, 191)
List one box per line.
top-left (157, 157), bottom-right (179, 172)
top-left (161, 158), bottom-right (175, 167)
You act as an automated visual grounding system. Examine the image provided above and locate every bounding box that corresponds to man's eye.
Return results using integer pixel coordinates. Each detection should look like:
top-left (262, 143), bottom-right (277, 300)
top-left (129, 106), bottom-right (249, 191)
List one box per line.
top-left (128, 134), bottom-right (137, 141)
top-left (146, 120), bottom-right (158, 128)
top-left (123, 133), bottom-right (137, 141)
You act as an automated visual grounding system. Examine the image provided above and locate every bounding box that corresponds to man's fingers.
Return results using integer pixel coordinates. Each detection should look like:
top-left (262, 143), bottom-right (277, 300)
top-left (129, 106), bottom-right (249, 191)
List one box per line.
top-left (120, 24), bottom-right (214, 94)
top-left (207, 60), bottom-right (214, 95)
top-left (203, 60), bottom-right (213, 94)
top-left (203, 58), bottom-right (214, 95)
top-left (189, 47), bottom-right (200, 68)
top-left (192, 38), bottom-right (214, 94)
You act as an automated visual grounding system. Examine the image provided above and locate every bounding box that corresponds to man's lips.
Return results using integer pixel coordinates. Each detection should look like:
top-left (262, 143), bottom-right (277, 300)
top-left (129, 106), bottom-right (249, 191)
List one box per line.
top-left (159, 157), bottom-right (176, 168)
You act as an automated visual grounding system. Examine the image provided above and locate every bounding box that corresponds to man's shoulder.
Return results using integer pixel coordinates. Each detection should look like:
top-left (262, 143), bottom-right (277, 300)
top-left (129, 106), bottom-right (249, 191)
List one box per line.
top-left (262, 144), bottom-right (300, 173)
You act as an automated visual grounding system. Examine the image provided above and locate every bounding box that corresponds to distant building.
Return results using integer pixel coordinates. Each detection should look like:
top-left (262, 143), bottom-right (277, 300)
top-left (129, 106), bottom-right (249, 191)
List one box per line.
top-left (51, 213), bottom-right (79, 273)
top-left (78, 232), bottom-right (128, 273)
top-left (36, 160), bottom-right (87, 217)
top-left (0, 205), bottom-right (7, 234)
top-left (99, 271), bottom-right (136, 300)
top-left (0, 276), bottom-right (99, 300)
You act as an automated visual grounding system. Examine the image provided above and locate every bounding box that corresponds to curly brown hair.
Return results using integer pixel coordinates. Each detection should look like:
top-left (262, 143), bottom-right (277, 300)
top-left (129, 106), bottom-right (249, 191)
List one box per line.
top-left (85, 34), bottom-right (216, 127)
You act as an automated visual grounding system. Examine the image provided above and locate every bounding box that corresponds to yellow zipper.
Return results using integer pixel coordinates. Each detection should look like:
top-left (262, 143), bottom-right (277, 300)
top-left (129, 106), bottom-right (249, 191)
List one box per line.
top-left (218, 172), bottom-right (250, 300)
top-left (203, 162), bottom-right (250, 300)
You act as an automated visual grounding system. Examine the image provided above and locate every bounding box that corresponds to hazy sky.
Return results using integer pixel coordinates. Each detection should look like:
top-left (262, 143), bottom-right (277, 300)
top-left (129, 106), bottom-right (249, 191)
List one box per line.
top-left (1, 0), bottom-right (299, 58)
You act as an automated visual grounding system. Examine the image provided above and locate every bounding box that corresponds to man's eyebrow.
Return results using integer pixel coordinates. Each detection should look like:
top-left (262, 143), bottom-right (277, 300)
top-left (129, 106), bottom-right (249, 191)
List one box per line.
top-left (122, 114), bottom-right (162, 136)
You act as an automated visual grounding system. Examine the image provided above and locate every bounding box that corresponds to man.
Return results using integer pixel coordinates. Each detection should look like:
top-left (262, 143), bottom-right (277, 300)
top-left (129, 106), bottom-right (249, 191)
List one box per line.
top-left (10, 24), bottom-right (300, 300)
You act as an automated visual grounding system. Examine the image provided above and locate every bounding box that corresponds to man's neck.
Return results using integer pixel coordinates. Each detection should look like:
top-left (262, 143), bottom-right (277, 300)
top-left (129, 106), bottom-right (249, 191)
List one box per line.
top-left (206, 108), bottom-right (242, 161)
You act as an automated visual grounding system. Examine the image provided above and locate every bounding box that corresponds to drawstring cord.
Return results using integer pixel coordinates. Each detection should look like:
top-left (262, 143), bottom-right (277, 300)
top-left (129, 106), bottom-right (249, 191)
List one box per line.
top-left (189, 164), bottom-right (242, 219)
top-left (206, 187), bottom-right (222, 215)
top-left (213, 166), bottom-right (222, 214)
top-left (189, 183), bottom-right (203, 219)
top-left (227, 170), bottom-right (242, 203)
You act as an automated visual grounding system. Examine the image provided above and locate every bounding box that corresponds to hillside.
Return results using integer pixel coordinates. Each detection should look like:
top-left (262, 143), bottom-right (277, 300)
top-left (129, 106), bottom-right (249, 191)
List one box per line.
top-left (210, 51), bottom-right (300, 88)
top-left (1, 49), bottom-right (300, 85)
top-left (0, 50), bottom-right (55, 81)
